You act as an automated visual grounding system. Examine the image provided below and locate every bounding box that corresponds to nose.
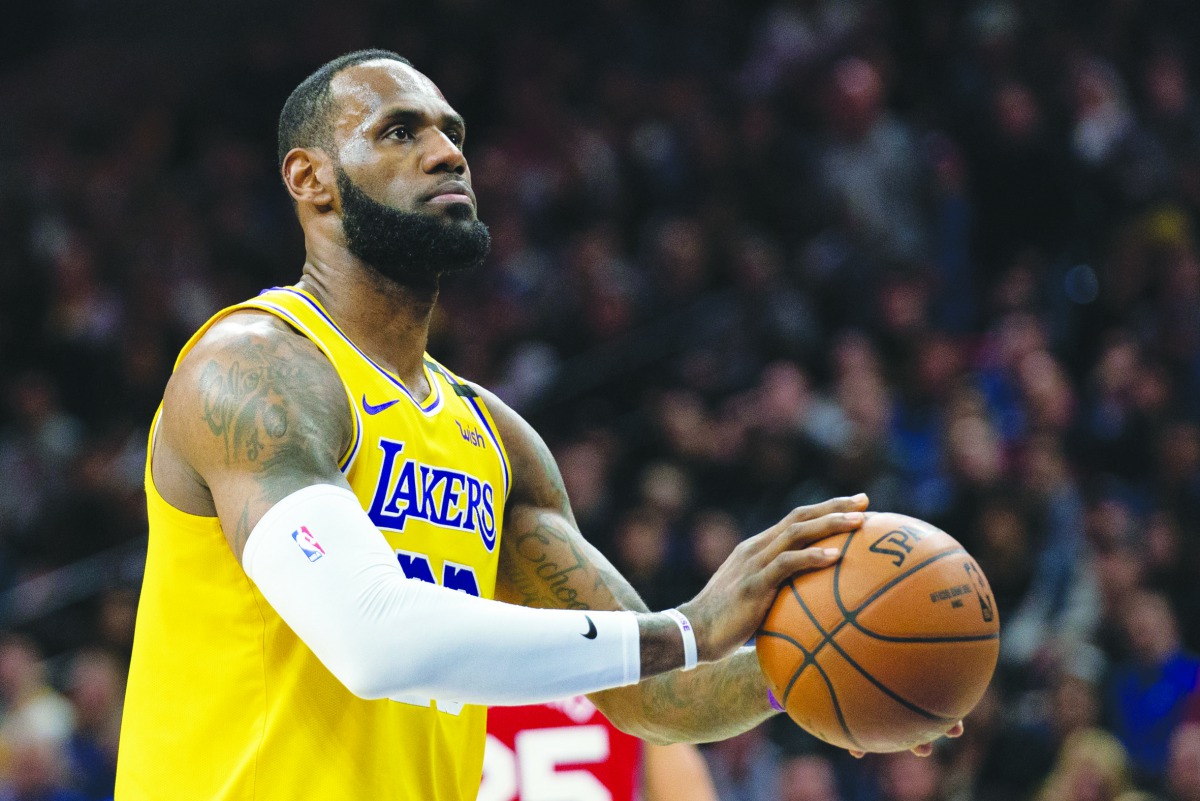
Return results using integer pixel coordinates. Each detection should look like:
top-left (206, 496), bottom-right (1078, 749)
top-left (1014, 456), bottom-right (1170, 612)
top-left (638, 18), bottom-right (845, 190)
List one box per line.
top-left (420, 130), bottom-right (466, 175)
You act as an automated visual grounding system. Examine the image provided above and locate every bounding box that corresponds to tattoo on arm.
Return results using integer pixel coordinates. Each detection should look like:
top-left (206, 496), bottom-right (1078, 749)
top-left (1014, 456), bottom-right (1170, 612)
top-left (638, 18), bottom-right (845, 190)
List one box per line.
top-left (198, 344), bottom-right (306, 467)
top-left (181, 321), bottom-right (353, 559)
top-left (638, 649), bottom-right (772, 741)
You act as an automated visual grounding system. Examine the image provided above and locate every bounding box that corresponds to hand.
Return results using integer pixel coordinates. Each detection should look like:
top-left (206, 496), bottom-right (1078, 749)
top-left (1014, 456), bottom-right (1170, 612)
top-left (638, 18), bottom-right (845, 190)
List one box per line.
top-left (677, 494), bottom-right (869, 663)
top-left (849, 721), bottom-right (965, 759)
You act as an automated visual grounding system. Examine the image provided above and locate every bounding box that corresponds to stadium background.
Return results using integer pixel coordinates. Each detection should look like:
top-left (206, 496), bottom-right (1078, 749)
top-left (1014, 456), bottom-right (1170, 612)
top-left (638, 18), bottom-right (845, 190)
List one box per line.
top-left (1, 0), bottom-right (1199, 799)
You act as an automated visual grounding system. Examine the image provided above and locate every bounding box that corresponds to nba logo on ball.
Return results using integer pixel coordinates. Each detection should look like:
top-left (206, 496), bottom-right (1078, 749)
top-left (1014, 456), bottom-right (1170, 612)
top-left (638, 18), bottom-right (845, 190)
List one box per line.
top-left (291, 526), bottom-right (326, 562)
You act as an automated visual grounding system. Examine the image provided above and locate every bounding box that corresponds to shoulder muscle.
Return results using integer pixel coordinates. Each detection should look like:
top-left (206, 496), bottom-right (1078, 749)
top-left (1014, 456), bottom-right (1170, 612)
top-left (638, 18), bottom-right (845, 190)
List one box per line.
top-left (159, 310), bottom-right (354, 558)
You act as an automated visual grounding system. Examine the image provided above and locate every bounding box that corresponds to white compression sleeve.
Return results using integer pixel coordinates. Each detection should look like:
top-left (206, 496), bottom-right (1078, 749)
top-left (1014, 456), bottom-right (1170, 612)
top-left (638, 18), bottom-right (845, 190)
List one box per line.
top-left (241, 484), bottom-right (641, 704)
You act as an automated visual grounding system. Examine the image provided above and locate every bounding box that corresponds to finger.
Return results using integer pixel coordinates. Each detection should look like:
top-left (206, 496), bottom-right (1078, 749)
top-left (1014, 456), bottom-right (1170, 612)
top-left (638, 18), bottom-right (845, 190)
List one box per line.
top-left (782, 494), bottom-right (869, 526)
top-left (776, 511), bottom-right (865, 552)
top-left (747, 495), bottom-right (870, 554)
top-left (765, 545), bottom-right (842, 586)
top-left (758, 512), bottom-right (863, 564)
top-left (910, 742), bottom-right (934, 758)
top-left (850, 750), bottom-right (865, 759)
top-left (946, 721), bottom-right (964, 738)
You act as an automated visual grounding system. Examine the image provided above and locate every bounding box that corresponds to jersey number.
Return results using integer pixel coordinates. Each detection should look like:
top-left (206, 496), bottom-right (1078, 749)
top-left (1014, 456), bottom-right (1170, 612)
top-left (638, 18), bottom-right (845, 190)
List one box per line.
top-left (390, 549), bottom-right (480, 716)
top-left (479, 727), bottom-right (613, 801)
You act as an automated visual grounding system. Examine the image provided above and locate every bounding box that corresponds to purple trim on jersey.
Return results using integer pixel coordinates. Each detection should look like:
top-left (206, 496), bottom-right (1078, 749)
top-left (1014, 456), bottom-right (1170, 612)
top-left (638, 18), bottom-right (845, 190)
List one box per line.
top-left (269, 287), bottom-right (443, 415)
top-left (463, 393), bottom-right (511, 500)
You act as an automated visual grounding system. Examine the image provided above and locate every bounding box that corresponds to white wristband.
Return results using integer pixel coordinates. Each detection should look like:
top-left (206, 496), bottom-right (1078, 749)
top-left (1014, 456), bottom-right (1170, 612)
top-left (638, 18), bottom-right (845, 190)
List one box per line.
top-left (663, 608), bottom-right (698, 671)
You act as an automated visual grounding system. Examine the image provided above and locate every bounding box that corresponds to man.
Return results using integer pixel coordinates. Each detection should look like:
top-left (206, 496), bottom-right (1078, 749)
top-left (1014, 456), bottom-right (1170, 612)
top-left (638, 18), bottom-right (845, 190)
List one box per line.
top-left (114, 50), bottom-right (956, 800)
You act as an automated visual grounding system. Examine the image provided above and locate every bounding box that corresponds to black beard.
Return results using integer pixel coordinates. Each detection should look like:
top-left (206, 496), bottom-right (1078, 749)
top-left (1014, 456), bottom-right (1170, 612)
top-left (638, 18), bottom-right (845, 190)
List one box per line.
top-left (336, 168), bottom-right (491, 289)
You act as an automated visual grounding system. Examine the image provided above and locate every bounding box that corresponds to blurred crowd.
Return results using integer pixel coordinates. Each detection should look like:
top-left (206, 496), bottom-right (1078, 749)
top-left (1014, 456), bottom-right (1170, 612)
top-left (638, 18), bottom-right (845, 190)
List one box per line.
top-left (1, 0), bottom-right (1199, 799)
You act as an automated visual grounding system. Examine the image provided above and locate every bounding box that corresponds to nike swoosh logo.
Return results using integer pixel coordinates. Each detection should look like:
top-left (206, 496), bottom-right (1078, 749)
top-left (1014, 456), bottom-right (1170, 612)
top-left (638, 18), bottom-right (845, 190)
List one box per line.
top-left (362, 395), bottom-right (401, 415)
top-left (582, 615), bottom-right (598, 640)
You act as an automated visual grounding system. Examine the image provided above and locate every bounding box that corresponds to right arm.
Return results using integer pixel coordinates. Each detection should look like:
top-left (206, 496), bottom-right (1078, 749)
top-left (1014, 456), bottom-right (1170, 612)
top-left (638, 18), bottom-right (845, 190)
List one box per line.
top-left (157, 311), bottom-right (356, 555)
top-left (156, 313), bottom-right (680, 703)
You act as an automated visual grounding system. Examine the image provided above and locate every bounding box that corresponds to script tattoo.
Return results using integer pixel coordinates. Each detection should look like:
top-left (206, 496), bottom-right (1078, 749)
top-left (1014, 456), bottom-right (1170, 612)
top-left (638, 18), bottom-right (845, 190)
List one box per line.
top-left (198, 345), bottom-right (297, 466)
top-left (506, 515), bottom-right (594, 610)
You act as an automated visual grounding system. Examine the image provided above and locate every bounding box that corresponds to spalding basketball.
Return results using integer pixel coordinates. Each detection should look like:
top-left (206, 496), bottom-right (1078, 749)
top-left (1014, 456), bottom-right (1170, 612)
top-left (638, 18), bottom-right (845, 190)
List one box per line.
top-left (756, 512), bottom-right (999, 753)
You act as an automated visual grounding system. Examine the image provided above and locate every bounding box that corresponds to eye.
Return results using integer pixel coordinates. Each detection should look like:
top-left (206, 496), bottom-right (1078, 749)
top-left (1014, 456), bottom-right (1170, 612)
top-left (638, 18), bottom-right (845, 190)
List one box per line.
top-left (386, 125), bottom-right (412, 141)
top-left (446, 130), bottom-right (464, 147)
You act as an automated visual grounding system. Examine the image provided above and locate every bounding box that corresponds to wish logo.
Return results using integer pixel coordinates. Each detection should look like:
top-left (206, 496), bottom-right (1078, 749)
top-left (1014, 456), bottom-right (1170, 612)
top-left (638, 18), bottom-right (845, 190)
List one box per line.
top-left (366, 438), bottom-right (497, 551)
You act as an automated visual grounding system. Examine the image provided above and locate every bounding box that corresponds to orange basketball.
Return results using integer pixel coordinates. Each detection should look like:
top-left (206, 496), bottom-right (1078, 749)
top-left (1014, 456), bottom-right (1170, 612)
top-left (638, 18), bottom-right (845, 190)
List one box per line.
top-left (756, 512), bottom-right (999, 753)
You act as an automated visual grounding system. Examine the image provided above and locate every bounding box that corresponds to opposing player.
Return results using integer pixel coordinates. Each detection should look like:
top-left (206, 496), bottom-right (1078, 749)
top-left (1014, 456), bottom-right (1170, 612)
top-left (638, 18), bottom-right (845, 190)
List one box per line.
top-left (481, 696), bottom-right (719, 801)
top-left (114, 50), bottom-right (957, 800)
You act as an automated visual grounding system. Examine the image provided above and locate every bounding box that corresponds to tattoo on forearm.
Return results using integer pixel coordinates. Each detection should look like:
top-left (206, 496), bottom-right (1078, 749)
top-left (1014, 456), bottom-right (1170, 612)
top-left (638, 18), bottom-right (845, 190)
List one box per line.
top-left (510, 518), bottom-right (591, 609)
top-left (640, 650), bottom-right (770, 740)
top-left (500, 512), bottom-right (594, 610)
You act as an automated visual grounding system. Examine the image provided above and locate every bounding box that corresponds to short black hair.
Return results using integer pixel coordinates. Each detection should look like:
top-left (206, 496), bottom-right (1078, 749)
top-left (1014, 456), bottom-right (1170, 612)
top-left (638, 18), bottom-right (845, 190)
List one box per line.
top-left (277, 49), bottom-right (413, 168)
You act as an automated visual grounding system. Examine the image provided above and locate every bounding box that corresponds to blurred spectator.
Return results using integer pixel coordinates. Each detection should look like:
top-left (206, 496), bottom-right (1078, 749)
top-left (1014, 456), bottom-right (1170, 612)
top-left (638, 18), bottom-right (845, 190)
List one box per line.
top-left (62, 651), bottom-right (121, 800)
top-left (970, 80), bottom-right (1070, 275)
top-left (0, 374), bottom-right (83, 585)
top-left (704, 725), bottom-right (780, 801)
top-left (685, 508), bottom-right (741, 599)
top-left (1168, 724), bottom-right (1200, 801)
top-left (1038, 728), bottom-right (1133, 801)
top-left (875, 752), bottom-right (947, 801)
top-left (1001, 435), bottom-right (1099, 671)
top-left (0, 636), bottom-right (74, 756)
top-left (612, 507), bottom-right (686, 611)
top-left (778, 752), bottom-right (844, 801)
top-left (817, 57), bottom-right (928, 265)
top-left (1107, 590), bottom-right (1200, 787)
top-left (0, 736), bottom-right (86, 801)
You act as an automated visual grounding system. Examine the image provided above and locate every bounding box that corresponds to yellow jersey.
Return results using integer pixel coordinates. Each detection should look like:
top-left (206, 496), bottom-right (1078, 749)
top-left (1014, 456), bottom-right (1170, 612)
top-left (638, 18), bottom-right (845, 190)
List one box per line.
top-left (116, 286), bottom-right (511, 800)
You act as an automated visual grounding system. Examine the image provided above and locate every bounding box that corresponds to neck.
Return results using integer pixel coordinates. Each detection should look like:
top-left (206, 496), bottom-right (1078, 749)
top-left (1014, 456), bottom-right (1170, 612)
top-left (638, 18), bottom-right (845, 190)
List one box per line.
top-left (296, 251), bottom-right (438, 395)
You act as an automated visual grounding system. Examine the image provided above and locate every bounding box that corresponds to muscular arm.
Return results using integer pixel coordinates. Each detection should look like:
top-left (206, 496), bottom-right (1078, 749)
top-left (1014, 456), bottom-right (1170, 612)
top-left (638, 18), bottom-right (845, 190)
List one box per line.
top-left (498, 501), bottom-right (771, 743)
top-left (155, 311), bottom-right (355, 552)
top-left (486, 386), bottom-right (858, 744)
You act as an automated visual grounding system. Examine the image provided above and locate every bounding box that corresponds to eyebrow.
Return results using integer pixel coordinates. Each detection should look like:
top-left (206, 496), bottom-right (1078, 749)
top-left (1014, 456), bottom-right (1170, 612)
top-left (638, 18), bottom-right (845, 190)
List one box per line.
top-left (377, 107), bottom-right (466, 136)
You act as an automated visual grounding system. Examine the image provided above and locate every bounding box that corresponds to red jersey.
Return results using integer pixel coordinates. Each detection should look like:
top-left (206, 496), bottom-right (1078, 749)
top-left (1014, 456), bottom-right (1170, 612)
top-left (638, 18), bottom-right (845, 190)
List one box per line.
top-left (480, 696), bottom-right (642, 801)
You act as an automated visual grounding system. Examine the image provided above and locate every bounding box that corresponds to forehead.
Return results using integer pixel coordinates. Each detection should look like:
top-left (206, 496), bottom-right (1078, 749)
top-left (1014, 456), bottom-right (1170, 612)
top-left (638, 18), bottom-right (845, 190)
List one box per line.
top-left (327, 59), bottom-right (452, 140)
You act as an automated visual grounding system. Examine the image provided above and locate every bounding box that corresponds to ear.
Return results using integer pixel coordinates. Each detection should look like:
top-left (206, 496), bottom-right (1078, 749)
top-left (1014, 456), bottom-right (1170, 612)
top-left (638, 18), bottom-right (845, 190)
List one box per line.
top-left (282, 147), bottom-right (336, 210)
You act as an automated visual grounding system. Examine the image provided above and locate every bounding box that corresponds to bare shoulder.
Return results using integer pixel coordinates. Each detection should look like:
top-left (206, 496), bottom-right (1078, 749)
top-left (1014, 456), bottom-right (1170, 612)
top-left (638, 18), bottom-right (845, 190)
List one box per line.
top-left (155, 310), bottom-right (354, 538)
top-left (465, 383), bottom-right (570, 517)
top-left (164, 310), bottom-right (353, 466)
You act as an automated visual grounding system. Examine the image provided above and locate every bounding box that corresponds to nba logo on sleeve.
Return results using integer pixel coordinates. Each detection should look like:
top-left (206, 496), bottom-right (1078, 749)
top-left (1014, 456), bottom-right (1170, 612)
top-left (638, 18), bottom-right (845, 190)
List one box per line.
top-left (291, 526), bottom-right (326, 562)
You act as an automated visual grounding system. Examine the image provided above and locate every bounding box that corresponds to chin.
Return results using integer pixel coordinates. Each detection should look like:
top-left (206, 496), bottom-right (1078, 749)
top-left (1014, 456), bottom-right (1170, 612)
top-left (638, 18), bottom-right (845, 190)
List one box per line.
top-left (440, 202), bottom-right (477, 222)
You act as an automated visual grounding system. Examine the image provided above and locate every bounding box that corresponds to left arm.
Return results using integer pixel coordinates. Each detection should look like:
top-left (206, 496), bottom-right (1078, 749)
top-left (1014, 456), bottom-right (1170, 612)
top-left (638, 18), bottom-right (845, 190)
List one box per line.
top-left (486, 386), bottom-right (858, 743)
top-left (499, 499), bottom-right (776, 743)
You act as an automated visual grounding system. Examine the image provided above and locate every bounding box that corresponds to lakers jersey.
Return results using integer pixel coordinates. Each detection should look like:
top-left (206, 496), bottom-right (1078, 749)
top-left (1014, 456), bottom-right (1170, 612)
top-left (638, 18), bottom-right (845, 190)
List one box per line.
top-left (116, 286), bottom-right (511, 801)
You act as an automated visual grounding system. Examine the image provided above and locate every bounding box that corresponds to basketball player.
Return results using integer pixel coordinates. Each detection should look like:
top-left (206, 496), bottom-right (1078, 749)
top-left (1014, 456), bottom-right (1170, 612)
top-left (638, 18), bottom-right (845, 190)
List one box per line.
top-left (481, 695), bottom-right (719, 801)
top-left (114, 50), bottom-right (959, 799)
